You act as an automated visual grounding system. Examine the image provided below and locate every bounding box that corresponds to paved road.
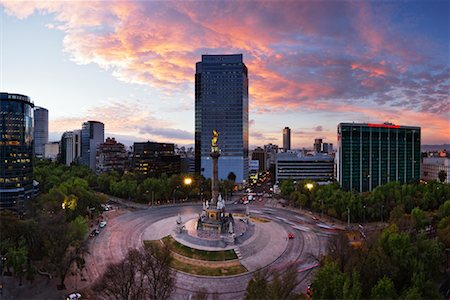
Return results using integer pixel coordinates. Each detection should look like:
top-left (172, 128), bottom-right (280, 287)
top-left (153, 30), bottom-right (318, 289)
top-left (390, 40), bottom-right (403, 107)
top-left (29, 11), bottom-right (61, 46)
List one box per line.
top-left (82, 201), bottom-right (332, 299)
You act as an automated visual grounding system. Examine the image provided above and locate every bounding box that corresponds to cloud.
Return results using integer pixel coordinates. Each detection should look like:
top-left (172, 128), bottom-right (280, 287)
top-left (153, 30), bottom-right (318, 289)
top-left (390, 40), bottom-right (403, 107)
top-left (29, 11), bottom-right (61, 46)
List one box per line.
top-left (138, 126), bottom-right (193, 141)
top-left (49, 100), bottom-right (194, 143)
top-left (313, 125), bottom-right (323, 132)
top-left (2, 1), bottom-right (449, 144)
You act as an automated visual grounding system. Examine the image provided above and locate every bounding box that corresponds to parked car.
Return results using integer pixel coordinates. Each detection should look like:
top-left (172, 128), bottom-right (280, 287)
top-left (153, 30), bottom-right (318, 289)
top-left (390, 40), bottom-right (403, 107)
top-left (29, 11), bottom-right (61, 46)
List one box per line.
top-left (66, 292), bottom-right (82, 300)
top-left (99, 221), bottom-right (107, 228)
top-left (288, 233), bottom-right (295, 239)
top-left (89, 229), bottom-right (100, 237)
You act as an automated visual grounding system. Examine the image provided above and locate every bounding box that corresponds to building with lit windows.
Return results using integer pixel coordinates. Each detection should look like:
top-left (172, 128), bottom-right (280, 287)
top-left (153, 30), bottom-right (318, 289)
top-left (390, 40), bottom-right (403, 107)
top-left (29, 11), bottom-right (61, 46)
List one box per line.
top-left (81, 121), bottom-right (104, 170)
top-left (133, 142), bottom-right (180, 177)
top-left (251, 147), bottom-right (267, 172)
top-left (195, 54), bottom-right (249, 182)
top-left (276, 152), bottom-right (334, 182)
top-left (33, 106), bottom-right (48, 158)
top-left (337, 122), bottom-right (421, 192)
top-left (0, 92), bottom-right (34, 211)
top-left (96, 137), bottom-right (128, 173)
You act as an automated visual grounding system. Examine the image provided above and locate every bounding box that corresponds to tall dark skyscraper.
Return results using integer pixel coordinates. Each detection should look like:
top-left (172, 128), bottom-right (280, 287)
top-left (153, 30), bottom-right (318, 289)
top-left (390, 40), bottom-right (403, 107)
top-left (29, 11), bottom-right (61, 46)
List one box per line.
top-left (337, 122), bottom-right (421, 192)
top-left (33, 106), bottom-right (48, 158)
top-left (283, 127), bottom-right (291, 150)
top-left (81, 121), bottom-right (104, 170)
top-left (0, 93), bottom-right (34, 211)
top-left (195, 54), bottom-right (249, 182)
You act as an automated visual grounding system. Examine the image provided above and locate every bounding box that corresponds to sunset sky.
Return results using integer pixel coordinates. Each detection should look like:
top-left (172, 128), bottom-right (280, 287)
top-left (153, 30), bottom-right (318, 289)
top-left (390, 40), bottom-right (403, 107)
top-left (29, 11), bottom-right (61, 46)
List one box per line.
top-left (1, 1), bottom-right (448, 148)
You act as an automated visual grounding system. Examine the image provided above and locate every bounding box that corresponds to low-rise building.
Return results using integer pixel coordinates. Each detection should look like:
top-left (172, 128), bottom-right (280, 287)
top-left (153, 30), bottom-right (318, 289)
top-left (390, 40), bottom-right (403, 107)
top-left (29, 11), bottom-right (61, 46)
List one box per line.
top-left (422, 157), bottom-right (449, 183)
top-left (44, 141), bottom-right (59, 161)
top-left (276, 152), bottom-right (334, 183)
top-left (96, 137), bottom-right (128, 173)
top-left (133, 142), bottom-right (180, 177)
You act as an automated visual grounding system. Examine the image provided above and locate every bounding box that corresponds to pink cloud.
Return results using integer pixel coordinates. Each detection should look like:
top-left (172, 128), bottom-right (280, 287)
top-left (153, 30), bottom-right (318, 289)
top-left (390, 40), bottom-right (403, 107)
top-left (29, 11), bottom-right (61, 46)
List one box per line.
top-left (2, 1), bottom-right (448, 144)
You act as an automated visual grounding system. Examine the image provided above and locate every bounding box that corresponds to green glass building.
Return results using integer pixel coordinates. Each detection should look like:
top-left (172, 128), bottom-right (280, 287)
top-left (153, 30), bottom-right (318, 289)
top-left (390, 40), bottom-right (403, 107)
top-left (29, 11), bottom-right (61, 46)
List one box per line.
top-left (337, 123), bottom-right (420, 192)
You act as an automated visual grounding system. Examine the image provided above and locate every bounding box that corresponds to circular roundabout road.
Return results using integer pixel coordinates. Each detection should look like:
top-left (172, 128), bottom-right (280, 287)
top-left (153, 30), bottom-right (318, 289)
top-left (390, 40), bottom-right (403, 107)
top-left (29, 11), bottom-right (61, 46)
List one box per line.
top-left (84, 203), bottom-right (332, 299)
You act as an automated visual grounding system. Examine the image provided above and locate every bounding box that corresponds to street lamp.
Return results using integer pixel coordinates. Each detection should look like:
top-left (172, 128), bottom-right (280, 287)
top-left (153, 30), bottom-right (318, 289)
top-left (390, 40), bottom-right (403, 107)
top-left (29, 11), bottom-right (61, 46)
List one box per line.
top-left (363, 205), bottom-right (366, 224)
top-left (305, 183), bottom-right (314, 191)
top-left (184, 177), bottom-right (192, 186)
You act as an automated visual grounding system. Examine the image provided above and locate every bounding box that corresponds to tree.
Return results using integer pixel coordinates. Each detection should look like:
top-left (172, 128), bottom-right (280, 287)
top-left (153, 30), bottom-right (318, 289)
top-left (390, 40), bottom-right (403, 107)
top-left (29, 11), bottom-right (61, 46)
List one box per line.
top-left (227, 172), bottom-right (236, 183)
top-left (438, 170), bottom-right (447, 183)
top-left (311, 261), bottom-right (345, 299)
top-left (7, 243), bottom-right (27, 286)
top-left (245, 265), bottom-right (299, 300)
top-left (93, 244), bottom-right (175, 300)
top-left (327, 232), bottom-right (353, 272)
top-left (92, 248), bottom-right (146, 299)
top-left (343, 271), bottom-right (362, 300)
top-left (39, 211), bottom-right (87, 289)
top-left (370, 276), bottom-right (397, 299)
top-left (411, 207), bottom-right (429, 230)
top-left (142, 242), bottom-right (175, 300)
top-left (245, 269), bottom-right (269, 299)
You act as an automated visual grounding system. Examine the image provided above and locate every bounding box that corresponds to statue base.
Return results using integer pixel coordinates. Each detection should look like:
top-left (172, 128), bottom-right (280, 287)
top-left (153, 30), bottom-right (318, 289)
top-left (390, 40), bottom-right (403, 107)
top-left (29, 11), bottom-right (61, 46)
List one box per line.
top-left (197, 208), bottom-right (230, 234)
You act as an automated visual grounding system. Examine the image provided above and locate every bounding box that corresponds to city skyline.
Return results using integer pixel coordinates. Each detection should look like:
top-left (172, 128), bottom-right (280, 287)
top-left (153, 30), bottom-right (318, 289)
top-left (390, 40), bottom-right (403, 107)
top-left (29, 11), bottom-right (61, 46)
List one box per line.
top-left (1, 1), bottom-right (448, 148)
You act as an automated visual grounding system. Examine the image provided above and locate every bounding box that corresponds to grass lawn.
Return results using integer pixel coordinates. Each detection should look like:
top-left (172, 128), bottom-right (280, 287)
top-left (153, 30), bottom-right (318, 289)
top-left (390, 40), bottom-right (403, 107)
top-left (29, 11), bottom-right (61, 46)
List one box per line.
top-left (160, 236), bottom-right (238, 261)
top-left (170, 257), bottom-right (247, 276)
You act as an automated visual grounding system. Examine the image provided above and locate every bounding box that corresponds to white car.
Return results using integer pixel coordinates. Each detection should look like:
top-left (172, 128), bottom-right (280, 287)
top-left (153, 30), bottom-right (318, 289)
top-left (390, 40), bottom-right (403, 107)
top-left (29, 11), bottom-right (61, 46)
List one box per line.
top-left (99, 221), bottom-right (107, 228)
top-left (66, 292), bottom-right (81, 300)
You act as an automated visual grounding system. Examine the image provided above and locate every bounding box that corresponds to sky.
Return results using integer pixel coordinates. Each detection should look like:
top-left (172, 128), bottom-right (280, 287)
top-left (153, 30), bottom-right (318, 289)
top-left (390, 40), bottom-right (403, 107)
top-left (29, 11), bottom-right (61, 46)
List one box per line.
top-left (1, 0), bottom-right (449, 148)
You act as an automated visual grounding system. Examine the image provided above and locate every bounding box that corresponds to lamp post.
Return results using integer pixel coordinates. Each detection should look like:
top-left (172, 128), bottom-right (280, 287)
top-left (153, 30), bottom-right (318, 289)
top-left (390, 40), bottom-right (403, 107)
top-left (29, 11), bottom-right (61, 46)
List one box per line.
top-left (184, 177), bottom-right (192, 201)
top-left (363, 205), bottom-right (366, 224)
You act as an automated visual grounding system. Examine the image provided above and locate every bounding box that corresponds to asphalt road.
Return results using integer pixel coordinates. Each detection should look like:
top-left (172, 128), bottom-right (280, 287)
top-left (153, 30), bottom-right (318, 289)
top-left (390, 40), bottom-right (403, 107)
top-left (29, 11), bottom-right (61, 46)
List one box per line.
top-left (83, 200), bottom-right (332, 299)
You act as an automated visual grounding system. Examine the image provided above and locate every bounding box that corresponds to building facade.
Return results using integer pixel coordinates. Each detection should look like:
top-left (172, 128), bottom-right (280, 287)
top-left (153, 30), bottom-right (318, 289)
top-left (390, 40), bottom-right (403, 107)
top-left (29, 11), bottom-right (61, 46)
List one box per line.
top-left (313, 138), bottom-right (323, 153)
top-left (422, 157), bottom-right (449, 183)
top-left (133, 142), bottom-right (180, 177)
top-left (60, 130), bottom-right (82, 166)
top-left (276, 152), bottom-right (334, 182)
top-left (44, 141), bottom-right (59, 161)
top-left (0, 93), bottom-right (34, 211)
top-left (337, 123), bottom-right (421, 192)
top-left (195, 54), bottom-right (249, 182)
top-left (251, 147), bottom-right (267, 172)
top-left (33, 106), bottom-right (48, 158)
top-left (322, 143), bottom-right (333, 154)
top-left (96, 137), bottom-right (128, 173)
top-left (264, 143), bottom-right (279, 168)
top-left (81, 121), bottom-right (104, 170)
top-left (283, 127), bottom-right (291, 151)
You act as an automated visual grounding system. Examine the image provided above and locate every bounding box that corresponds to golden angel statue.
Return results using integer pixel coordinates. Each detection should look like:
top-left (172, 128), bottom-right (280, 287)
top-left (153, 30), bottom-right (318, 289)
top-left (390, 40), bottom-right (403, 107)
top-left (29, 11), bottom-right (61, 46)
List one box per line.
top-left (212, 129), bottom-right (219, 147)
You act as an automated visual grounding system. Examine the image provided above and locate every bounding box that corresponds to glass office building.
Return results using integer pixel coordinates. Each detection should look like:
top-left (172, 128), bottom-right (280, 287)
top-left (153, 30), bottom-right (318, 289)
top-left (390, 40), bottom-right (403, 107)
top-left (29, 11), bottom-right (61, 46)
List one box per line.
top-left (337, 123), bottom-right (421, 192)
top-left (0, 93), bottom-right (34, 211)
top-left (34, 106), bottom-right (48, 158)
top-left (195, 54), bottom-right (249, 182)
top-left (81, 121), bottom-right (104, 170)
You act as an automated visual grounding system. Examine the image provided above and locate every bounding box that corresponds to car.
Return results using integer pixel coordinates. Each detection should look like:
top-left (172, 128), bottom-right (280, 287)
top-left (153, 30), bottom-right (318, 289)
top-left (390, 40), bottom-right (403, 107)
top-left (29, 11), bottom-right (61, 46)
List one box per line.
top-left (99, 221), bottom-right (107, 228)
top-left (89, 229), bottom-right (100, 237)
top-left (288, 233), bottom-right (295, 239)
top-left (243, 200), bottom-right (249, 205)
top-left (66, 292), bottom-right (82, 300)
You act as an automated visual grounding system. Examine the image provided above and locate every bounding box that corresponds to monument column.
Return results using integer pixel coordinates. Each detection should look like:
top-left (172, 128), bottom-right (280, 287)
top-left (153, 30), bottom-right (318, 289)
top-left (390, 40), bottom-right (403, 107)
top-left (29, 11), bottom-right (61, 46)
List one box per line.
top-left (210, 151), bottom-right (220, 206)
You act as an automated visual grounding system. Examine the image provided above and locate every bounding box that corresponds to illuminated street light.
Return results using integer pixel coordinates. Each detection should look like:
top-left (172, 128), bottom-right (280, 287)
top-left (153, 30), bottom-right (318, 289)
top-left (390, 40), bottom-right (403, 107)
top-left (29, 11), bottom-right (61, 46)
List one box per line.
top-left (184, 177), bottom-right (192, 185)
top-left (305, 183), bottom-right (314, 191)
